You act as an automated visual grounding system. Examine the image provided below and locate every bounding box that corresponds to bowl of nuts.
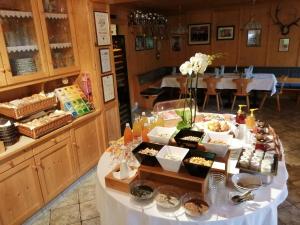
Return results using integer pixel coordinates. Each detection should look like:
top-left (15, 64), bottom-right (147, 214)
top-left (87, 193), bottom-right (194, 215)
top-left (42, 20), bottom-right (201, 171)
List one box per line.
top-left (174, 129), bottom-right (204, 149)
top-left (182, 192), bottom-right (209, 217)
top-left (183, 149), bottom-right (216, 178)
top-left (132, 142), bottom-right (164, 166)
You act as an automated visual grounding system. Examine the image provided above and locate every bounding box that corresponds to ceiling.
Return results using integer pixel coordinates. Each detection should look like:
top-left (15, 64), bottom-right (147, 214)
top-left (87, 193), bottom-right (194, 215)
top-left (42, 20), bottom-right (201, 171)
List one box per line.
top-left (108, 0), bottom-right (273, 14)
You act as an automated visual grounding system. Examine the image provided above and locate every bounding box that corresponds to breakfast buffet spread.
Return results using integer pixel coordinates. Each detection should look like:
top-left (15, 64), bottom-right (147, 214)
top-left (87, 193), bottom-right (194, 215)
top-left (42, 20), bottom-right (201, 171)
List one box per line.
top-left (101, 105), bottom-right (286, 224)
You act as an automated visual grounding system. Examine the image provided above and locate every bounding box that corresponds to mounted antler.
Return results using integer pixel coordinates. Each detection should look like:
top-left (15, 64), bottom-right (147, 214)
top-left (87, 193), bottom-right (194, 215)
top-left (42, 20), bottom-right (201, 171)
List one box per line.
top-left (271, 5), bottom-right (300, 35)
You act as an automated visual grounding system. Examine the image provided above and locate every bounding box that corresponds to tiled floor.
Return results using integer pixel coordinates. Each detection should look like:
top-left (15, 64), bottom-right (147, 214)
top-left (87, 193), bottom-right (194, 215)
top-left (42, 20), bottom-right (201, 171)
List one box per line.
top-left (24, 95), bottom-right (300, 225)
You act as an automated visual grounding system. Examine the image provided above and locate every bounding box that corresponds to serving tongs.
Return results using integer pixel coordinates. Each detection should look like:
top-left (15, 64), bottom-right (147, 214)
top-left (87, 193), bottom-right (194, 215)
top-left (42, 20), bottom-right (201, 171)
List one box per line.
top-left (231, 190), bottom-right (254, 205)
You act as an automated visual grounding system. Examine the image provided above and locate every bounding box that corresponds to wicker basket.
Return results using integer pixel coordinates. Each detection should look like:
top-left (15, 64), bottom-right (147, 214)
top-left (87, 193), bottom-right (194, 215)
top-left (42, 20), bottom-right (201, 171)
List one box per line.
top-left (17, 114), bottom-right (73, 139)
top-left (0, 96), bottom-right (57, 120)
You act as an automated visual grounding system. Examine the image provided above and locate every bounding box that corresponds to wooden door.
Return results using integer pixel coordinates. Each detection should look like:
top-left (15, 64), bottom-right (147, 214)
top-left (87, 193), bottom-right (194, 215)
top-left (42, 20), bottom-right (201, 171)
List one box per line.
top-left (37, 0), bottom-right (80, 76)
top-left (72, 118), bottom-right (101, 175)
top-left (0, 0), bottom-right (49, 85)
top-left (34, 138), bottom-right (77, 202)
top-left (0, 54), bottom-right (6, 86)
top-left (0, 158), bottom-right (43, 225)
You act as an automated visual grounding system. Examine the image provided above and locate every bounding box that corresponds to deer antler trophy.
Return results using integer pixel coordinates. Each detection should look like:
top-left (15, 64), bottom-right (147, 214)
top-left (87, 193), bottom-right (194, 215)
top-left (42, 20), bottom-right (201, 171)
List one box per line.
top-left (271, 4), bottom-right (300, 35)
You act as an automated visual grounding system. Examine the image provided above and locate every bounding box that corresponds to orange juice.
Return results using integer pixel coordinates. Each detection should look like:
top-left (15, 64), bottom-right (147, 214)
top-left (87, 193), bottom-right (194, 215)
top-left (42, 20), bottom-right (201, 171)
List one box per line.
top-left (141, 123), bottom-right (150, 142)
top-left (124, 123), bottom-right (133, 145)
top-left (132, 118), bottom-right (142, 140)
top-left (140, 112), bottom-right (148, 129)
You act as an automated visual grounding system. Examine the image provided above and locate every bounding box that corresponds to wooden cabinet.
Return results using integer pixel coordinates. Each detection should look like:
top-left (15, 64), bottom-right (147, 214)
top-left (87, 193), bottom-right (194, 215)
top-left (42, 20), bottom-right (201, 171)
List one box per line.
top-left (0, 55), bottom-right (6, 87)
top-left (0, 158), bottom-right (43, 225)
top-left (37, 0), bottom-right (80, 76)
top-left (0, 0), bottom-right (49, 85)
top-left (72, 117), bottom-right (101, 175)
top-left (34, 138), bottom-right (77, 202)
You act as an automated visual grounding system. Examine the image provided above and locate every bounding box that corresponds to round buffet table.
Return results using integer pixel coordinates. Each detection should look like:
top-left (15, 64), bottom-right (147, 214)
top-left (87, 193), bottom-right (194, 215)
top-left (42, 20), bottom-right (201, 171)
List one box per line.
top-left (96, 150), bottom-right (288, 225)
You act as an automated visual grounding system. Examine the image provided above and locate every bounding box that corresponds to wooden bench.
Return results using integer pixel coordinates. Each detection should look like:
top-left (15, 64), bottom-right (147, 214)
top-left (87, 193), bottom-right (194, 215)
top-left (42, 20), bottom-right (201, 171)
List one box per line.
top-left (283, 77), bottom-right (300, 105)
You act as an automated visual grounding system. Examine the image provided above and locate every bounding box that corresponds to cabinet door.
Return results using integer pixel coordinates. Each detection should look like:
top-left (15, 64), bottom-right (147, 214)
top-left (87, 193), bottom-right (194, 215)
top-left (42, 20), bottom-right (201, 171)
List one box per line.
top-left (37, 0), bottom-right (79, 76)
top-left (0, 54), bottom-right (6, 86)
top-left (0, 0), bottom-right (49, 85)
top-left (34, 138), bottom-right (77, 202)
top-left (0, 158), bottom-right (43, 225)
top-left (72, 118), bottom-right (101, 175)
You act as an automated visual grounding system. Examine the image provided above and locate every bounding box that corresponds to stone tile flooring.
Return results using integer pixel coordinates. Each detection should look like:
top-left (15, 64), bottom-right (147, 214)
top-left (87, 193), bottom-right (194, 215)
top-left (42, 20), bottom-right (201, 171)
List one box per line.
top-left (24, 96), bottom-right (300, 225)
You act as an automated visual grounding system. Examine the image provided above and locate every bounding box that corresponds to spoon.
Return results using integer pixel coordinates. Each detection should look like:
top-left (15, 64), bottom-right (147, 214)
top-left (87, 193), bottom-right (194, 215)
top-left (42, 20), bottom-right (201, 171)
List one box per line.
top-left (231, 190), bottom-right (253, 204)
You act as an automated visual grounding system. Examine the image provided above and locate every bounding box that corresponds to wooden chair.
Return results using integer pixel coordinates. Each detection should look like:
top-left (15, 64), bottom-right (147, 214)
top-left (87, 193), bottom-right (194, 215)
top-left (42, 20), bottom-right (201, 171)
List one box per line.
top-left (202, 77), bottom-right (222, 111)
top-left (231, 78), bottom-right (252, 112)
top-left (259, 75), bottom-right (288, 112)
top-left (176, 76), bottom-right (189, 99)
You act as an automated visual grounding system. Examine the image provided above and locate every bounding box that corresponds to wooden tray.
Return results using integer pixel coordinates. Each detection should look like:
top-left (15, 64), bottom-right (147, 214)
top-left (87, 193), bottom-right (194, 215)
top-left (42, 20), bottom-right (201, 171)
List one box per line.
top-left (139, 165), bottom-right (208, 197)
top-left (17, 114), bottom-right (73, 139)
top-left (105, 166), bottom-right (138, 193)
top-left (0, 96), bottom-right (57, 120)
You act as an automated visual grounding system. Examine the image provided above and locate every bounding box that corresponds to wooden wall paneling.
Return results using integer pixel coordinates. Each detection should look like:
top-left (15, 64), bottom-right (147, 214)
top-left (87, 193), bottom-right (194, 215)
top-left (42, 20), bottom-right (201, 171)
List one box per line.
top-left (104, 104), bottom-right (122, 142)
top-left (34, 138), bottom-right (77, 202)
top-left (0, 158), bottom-right (44, 225)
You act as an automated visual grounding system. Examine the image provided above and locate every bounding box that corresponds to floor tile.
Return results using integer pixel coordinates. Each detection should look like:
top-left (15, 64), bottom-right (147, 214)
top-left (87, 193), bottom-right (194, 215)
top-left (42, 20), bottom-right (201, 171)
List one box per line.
top-left (50, 204), bottom-right (81, 225)
top-left (51, 189), bottom-right (79, 209)
top-left (82, 217), bottom-right (101, 225)
top-left (278, 205), bottom-right (300, 224)
top-left (80, 200), bottom-right (99, 221)
top-left (30, 211), bottom-right (50, 225)
top-left (79, 185), bottom-right (96, 203)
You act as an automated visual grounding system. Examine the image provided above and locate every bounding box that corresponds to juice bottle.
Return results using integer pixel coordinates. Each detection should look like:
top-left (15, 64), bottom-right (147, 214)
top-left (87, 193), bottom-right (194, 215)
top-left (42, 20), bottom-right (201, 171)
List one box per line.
top-left (141, 123), bottom-right (150, 142)
top-left (156, 114), bottom-right (165, 127)
top-left (123, 123), bottom-right (133, 145)
top-left (236, 104), bottom-right (246, 124)
top-left (132, 118), bottom-right (142, 140)
top-left (140, 112), bottom-right (148, 129)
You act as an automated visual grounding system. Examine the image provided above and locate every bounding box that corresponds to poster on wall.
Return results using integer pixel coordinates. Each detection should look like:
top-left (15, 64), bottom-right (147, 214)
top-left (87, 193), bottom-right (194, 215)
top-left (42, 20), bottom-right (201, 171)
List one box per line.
top-left (99, 48), bottom-right (111, 73)
top-left (94, 12), bottom-right (111, 46)
top-left (279, 38), bottom-right (290, 52)
top-left (217, 26), bottom-right (235, 40)
top-left (188, 23), bottom-right (211, 45)
top-left (247, 29), bottom-right (261, 47)
top-left (102, 74), bottom-right (115, 103)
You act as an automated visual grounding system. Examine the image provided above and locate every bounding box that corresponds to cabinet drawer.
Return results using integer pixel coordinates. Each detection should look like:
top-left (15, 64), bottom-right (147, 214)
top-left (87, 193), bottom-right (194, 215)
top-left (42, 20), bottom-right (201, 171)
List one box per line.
top-left (0, 148), bottom-right (33, 174)
top-left (33, 131), bottom-right (70, 155)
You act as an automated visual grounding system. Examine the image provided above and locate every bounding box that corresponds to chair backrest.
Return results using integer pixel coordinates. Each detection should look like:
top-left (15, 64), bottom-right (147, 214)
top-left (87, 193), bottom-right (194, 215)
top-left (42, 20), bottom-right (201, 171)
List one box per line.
top-left (277, 75), bottom-right (288, 94)
top-left (232, 78), bottom-right (252, 96)
top-left (176, 76), bottom-right (188, 96)
top-left (153, 98), bottom-right (195, 113)
top-left (203, 76), bottom-right (221, 95)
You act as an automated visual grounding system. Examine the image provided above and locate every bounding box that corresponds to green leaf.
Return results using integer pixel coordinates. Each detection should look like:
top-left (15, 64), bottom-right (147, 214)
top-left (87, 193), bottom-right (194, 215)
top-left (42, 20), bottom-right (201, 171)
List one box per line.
top-left (176, 120), bottom-right (191, 130)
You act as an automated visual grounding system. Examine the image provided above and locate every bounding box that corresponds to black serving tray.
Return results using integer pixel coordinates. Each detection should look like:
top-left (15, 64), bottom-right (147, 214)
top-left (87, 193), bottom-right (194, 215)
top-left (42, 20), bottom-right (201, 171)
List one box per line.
top-left (183, 149), bottom-right (216, 178)
top-left (174, 129), bottom-right (204, 149)
top-left (132, 142), bottom-right (164, 166)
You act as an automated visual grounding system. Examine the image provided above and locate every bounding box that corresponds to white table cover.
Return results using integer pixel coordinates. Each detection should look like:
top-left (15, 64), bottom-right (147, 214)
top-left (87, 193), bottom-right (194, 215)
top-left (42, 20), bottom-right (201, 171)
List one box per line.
top-left (160, 73), bottom-right (278, 95)
top-left (96, 152), bottom-right (288, 225)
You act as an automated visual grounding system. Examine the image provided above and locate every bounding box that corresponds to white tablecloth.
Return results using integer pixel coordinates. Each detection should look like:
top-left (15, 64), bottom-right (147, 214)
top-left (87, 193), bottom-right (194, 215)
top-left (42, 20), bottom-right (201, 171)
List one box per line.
top-left (160, 73), bottom-right (278, 95)
top-left (96, 152), bottom-right (288, 225)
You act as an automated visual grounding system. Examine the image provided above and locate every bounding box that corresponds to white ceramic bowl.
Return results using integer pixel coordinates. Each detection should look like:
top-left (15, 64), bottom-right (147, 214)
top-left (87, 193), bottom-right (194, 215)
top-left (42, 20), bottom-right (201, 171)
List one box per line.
top-left (202, 133), bottom-right (232, 157)
top-left (231, 173), bottom-right (262, 192)
top-left (147, 126), bottom-right (177, 145)
top-left (204, 120), bottom-right (233, 136)
top-left (156, 145), bottom-right (189, 173)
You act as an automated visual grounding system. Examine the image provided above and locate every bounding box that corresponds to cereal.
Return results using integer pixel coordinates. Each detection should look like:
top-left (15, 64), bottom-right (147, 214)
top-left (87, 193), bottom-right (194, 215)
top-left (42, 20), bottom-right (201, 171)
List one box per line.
top-left (138, 148), bottom-right (158, 156)
top-left (189, 157), bottom-right (213, 167)
top-left (181, 136), bottom-right (201, 142)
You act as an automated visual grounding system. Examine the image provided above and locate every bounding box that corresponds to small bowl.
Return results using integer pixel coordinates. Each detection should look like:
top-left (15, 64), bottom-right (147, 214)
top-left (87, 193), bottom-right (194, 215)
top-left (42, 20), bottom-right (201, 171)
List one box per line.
top-left (156, 145), bottom-right (189, 173)
top-left (182, 192), bottom-right (209, 217)
top-left (129, 180), bottom-right (155, 201)
top-left (132, 142), bottom-right (164, 166)
top-left (202, 133), bottom-right (232, 157)
top-left (147, 126), bottom-right (177, 145)
top-left (155, 185), bottom-right (182, 209)
top-left (231, 173), bottom-right (262, 192)
top-left (174, 129), bottom-right (204, 149)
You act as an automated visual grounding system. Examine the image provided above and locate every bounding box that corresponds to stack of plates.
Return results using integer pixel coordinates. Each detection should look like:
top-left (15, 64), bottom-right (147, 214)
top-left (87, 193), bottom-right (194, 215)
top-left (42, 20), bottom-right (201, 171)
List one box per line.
top-left (0, 118), bottom-right (19, 147)
top-left (10, 57), bottom-right (37, 75)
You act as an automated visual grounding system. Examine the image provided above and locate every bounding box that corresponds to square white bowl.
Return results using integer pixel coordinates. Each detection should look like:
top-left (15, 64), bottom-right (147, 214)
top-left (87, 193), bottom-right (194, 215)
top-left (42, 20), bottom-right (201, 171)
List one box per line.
top-left (147, 126), bottom-right (177, 145)
top-left (156, 145), bottom-right (189, 173)
top-left (202, 133), bottom-right (232, 157)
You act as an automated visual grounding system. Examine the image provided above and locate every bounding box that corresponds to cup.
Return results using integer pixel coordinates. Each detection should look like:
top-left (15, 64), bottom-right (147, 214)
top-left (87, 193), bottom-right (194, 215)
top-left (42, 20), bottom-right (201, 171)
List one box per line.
top-left (208, 172), bottom-right (226, 206)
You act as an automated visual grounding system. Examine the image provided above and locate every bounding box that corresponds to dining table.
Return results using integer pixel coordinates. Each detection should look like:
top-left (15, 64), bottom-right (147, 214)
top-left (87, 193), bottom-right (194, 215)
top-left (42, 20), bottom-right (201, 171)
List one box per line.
top-left (160, 73), bottom-right (278, 96)
top-left (95, 117), bottom-right (288, 225)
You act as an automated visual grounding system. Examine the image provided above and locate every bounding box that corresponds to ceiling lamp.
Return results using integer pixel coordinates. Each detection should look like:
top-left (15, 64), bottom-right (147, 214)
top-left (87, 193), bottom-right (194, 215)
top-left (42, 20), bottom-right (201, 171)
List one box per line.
top-left (244, 0), bottom-right (262, 30)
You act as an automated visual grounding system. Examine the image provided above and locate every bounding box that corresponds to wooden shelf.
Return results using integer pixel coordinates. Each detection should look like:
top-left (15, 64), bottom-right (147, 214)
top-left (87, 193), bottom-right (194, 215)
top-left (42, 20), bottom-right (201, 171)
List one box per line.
top-left (0, 10), bottom-right (32, 18)
top-left (7, 45), bottom-right (39, 53)
top-left (45, 12), bottom-right (68, 20)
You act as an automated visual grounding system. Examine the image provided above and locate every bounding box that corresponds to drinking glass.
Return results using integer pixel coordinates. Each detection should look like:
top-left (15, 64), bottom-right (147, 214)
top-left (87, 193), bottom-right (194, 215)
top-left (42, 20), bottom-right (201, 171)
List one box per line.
top-left (208, 172), bottom-right (226, 206)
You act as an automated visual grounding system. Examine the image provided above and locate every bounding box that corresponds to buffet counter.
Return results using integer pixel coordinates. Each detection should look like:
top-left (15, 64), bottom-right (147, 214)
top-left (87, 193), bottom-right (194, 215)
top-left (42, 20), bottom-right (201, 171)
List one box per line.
top-left (96, 150), bottom-right (288, 225)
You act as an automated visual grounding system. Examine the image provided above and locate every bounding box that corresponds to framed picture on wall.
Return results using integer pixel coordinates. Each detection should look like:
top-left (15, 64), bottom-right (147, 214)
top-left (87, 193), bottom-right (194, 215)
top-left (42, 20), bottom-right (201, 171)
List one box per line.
top-left (135, 36), bottom-right (145, 51)
top-left (99, 48), bottom-right (111, 73)
top-left (170, 35), bottom-right (182, 51)
top-left (247, 29), bottom-right (261, 47)
top-left (279, 38), bottom-right (290, 52)
top-left (145, 36), bottom-right (154, 49)
top-left (217, 26), bottom-right (235, 40)
top-left (188, 23), bottom-right (211, 45)
top-left (94, 12), bottom-right (111, 46)
top-left (102, 74), bottom-right (115, 103)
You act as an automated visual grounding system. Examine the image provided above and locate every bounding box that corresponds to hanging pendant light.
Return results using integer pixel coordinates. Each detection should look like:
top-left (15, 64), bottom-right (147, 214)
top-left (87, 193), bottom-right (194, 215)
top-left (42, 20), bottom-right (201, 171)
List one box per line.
top-left (244, 0), bottom-right (262, 30)
top-left (172, 5), bottom-right (188, 35)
